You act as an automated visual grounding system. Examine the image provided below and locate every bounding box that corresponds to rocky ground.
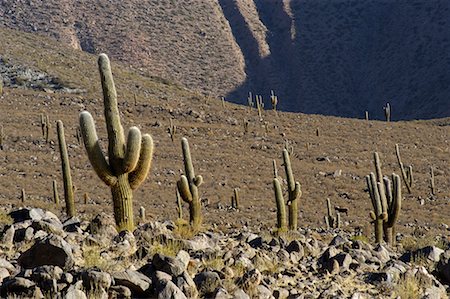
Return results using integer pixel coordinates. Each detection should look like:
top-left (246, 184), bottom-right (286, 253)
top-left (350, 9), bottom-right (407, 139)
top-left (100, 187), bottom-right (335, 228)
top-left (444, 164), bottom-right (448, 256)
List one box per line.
top-left (0, 206), bottom-right (449, 298)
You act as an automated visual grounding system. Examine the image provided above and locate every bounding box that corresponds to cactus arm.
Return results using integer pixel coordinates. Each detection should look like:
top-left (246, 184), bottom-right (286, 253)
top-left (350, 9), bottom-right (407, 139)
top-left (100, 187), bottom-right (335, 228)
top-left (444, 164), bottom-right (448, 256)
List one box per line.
top-left (177, 175), bottom-right (193, 203)
top-left (377, 182), bottom-right (388, 215)
top-left (395, 144), bottom-right (412, 193)
top-left (373, 152), bottom-right (383, 184)
top-left (386, 174), bottom-right (402, 227)
top-left (123, 127), bottom-right (142, 173)
top-left (273, 178), bottom-right (287, 231)
top-left (367, 173), bottom-right (382, 217)
top-left (383, 177), bottom-right (392, 208)
top-left (129, 134), bottom-right (154, 189)
top-left (283, 149), bottom-right (295, 191)
top-left (98, 53), bottom-right (126, 170)
top-left (79, 111), bottom-right (116, 186)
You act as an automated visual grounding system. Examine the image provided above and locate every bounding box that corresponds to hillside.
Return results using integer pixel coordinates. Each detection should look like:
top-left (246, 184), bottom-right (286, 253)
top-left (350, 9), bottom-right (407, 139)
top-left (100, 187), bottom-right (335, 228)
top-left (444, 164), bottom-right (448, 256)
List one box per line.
top-left (0, 27), bottom-right (449, 238)
top-left (1, 0), bottom-right (449, 120)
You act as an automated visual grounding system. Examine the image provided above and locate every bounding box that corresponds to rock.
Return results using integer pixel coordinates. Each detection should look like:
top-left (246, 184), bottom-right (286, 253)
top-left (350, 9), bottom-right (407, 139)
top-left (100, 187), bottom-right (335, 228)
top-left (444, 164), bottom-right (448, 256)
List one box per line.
top-left (175, 271), bottom-right (198, 299)
top-left (436, 250), bottom-right (450, 284)
top-left (30, 265), bottom-right (63, 293)
top-left (176, 250), bottom-right (191, 270)
top-left (0, 268), bottom-right (10, 284)
top-left (401, 246), bottom-right (445, 264)
top-left (81, 270), bottom-right (112, 291)
top-left (372, 244), bottom-right (390, 264)
top-left (248, 237), bottom-right (263, 249)
top-left (0, 277), bottom-right (39, 298)
top-left (286, 240), bottom-right (304, 255)
top-left (18, 234), bottom-right (74, 270)
top-left (256, 285), bottom-right (273, 299)
top-left (273, 288), bottom-right (289, 299)
top-left (239, 269), bottom-right (261, 292)
top-left (194, 271), bottom-right (221, 297)
top-left (9, 208), bottom-right (60, 224)
top-left (0, 258), bottom-right (16, 273)
top-left (88, 213), bottom-right (117, 244)
top-left (64, 280), bottom-right (87, 299)
top-left (108, 285), bottom-right (132, 299)
top-left (1, 225), bottom-right (14, 248)
top-left (234, 288), bottom-right (250, 299)
top-left (63, 217), bottom-right (81, 233)
top-left (329, 235), bottom-right (348, 247)
top-left (153, 270), bottom-right (187, 299)
top-left (153, 253), bottom-right (186, 277)
top-left (112, 269), bottom-right (151, 296)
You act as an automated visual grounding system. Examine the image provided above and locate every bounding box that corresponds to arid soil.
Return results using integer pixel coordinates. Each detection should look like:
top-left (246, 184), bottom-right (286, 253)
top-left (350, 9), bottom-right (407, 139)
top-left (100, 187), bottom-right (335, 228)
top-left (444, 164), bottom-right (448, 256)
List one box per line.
top-left (0, 28), bottom-right (449, 243)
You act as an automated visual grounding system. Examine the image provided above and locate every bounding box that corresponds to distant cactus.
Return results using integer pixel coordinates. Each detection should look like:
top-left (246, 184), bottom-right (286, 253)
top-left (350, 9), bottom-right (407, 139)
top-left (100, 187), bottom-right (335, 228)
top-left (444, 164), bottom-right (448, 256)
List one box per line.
top-left (0, 75), bottom-right (3, 95)
top-left (270, 90), bottom-right (278, 113)
top-left (176, 137), bottom-right (203, 228)
top-left (231, 188), bottom-right (239, 209)
top-left (383, 102), bottom-right (391, 122)
top-left (168, 119), bottom-right (176, 142)
top-left (247, 92), bottom-right (254, 110)
top-left (79, 54), bottom-right (154, 232)
top-left (56, 120), bottom-right (75, 217)
top-left (395, 144), bottom-right (413, 193)
top-left (430, 166), bottom-right (436, 195)
top-left (176, 189), bottom-right (183, 219)
top-left (366, 152), bottom-right (402, 245)
top-left (365, 111), bottom-right (369, 121)
top-left (0, 124), bottom-right (4, 150)
top-left (324, 198), bottom-right (340, 229)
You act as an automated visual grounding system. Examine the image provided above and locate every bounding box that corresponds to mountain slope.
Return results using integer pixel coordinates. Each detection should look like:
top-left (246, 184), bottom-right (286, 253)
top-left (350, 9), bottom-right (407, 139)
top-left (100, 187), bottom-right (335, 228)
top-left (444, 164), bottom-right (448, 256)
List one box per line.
top-left (1, 0), bottom-right (450, 119)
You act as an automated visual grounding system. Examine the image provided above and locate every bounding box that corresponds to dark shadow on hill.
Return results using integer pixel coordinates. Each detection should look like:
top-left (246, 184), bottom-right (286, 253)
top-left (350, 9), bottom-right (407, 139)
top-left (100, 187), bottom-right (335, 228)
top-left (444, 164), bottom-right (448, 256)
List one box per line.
top-left (220, 0), bottom-right (450, 120)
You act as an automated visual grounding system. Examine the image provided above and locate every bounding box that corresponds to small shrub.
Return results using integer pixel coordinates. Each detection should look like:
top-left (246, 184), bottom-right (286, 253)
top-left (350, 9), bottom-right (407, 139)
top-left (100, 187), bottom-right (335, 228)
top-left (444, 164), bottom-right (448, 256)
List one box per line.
top-left (392, 275), bottom-right (421, 299)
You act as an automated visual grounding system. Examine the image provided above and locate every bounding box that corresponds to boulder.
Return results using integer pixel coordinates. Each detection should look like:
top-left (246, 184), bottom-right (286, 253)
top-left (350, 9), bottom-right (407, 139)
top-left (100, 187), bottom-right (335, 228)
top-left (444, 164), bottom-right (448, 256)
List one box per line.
top-left (194, 271), bottom-right (221, 297)
top-left (18, 234), bottom-right (74, 270)
top-left (112, 269), bottom-right (151, 296)
top-left (153, 253), bottom-right (186, 277)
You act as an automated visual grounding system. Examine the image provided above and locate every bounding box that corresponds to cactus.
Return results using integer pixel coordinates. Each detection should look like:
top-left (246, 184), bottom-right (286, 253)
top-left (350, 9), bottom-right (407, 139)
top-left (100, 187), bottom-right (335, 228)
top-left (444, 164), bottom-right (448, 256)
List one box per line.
top-left (273, 178), bottom-right (287, 231)
top-left (176, 137), bottom-right (203, 228)
top-left (0, 124), bottom-right (4, 150)
top-left (168, 119), bottom-right (176, 142)
top-left (383, 102), bottom-right (391, 122)
top-left (21, 188), bottom-right (26, 203)
top-left (366, 152), bottom-right (402, 245)
top-left (79, 54), bottom-right (154, 232)
top-left (52, 180), bottom-right (60, 207)
top-left (270, 90), bottom-right (278, 113)
top-left (0, 75), bottom-right (3, 95)
top-left (430, 166), bottom-right (436, 195)
top-left (282, 149), bottom-right (301, 230)
top-left (365, 111), bottom-right (369, 121)
top-left (57, 120), bottom-right (75, 217)
top-left (176, 189), bottom-right (183, 219)
top-left (139, 206), bottom-right (146, 222)
top-left (256, 95), bottom-right (264, 121)
top-left (247, 92), bottom-right (254, 111)
top-left (325, 198), bottom-right (337, 229)
top-left (231, 188), bottom-right (239, 209)
top-left (395, 144), bottom-right (412, 193)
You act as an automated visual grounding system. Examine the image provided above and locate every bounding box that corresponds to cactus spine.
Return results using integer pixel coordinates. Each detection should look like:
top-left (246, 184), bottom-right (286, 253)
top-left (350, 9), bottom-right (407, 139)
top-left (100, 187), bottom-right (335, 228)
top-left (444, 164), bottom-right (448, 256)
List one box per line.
top-left (57, 120), bottom-right (75, 217)
top-left (273, 178), bottom-right (287, 231)
top-left (79, 54), bottom-right (154, 232)
top-left (176, 137), bottom-right (203, 228)
top-left (366, 152), bottom-right (402, 245)
top-left (282, 149), bottom-right (301, 230)
top-left (395, 144), bottom-right (412, 193)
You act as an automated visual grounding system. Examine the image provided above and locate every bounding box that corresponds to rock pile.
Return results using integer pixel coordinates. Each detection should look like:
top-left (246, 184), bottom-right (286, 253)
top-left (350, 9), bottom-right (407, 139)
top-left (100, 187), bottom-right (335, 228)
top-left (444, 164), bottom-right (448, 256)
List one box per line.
top-left (0, 207), bottom-right (449, 298)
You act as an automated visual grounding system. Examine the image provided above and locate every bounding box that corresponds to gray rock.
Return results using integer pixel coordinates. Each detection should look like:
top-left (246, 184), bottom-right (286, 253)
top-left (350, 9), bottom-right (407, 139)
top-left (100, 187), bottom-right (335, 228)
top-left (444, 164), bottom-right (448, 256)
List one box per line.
top-left (9, 208), bottom-right (60, 224)
top-left (108, 285), bottom-right (132, 299)
top-left (233, 288), bottom-right (250, 299)
top-left (286, 240), bottom-right (304, 255)
top-left (64, 280), bottom-right (87, 299)
top-left (273, 288), bottom-right (289, 299)
top-left (158, 280), bottom-right (187, 299)
top-left (175, 271), bottom-right (198, 299)
top-left (0, 258), bottom-right (16, 273)
top-left (0, 268), bottom-right (10, 284)
top-left (176, 250), bottom-right (191, 270)
top-left (112, 269), bottom-right (151, 295)
top-left (256, 285), bottom-right (274, 299)
top-left (239, 269), bottom-right (261, 292)
top-left (194, 271), bottom-right (221, 296)
top-left (1, 225), bottom-right (14, 248)
top-left (30, 265), bottom-right (63, 283)
top-left (436, 250), bottom-right (450, 284)
top-left (0, 277), bottom-right (37, 298)
top-left (81, 270), bottom-right (112, 291)
top-left (18, 234), bottom-right (74, 270)
top-left (372, 244), bottom-right (390, 264)
top-left (153, 253), bottom-right (186, 277)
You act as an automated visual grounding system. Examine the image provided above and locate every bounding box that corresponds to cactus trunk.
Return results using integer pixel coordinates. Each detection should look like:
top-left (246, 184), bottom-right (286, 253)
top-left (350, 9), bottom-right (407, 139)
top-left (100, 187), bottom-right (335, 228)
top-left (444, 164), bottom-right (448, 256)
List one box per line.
top-left (111, 174), bottom-right (134, 232)
top-left (273, 178), bottom-right (287, 231)
top-left (57, 120), bottom-right (75, 217)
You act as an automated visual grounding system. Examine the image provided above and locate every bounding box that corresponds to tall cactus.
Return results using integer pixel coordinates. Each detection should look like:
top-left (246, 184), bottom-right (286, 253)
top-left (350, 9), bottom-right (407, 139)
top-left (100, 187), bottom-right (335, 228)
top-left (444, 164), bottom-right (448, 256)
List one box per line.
top-left (273, 178), bottom-right (287, 231)
top-left (56, 120), bottom-right (75, 217)
top-left (366, 152), bottom-right (402, 245)
top-left (79, 54), bottom-right (154, 232)
top-left (176, 137), bottom-right (203, 228)
top-left (283, 149), bottom-right (301, 230)
top-left (395, 144), bottom-right (413, 193)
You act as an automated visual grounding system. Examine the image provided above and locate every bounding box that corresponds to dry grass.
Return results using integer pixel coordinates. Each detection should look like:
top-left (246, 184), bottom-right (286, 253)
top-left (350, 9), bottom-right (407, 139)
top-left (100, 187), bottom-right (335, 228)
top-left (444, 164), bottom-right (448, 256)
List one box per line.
top-left (0, 211), bottom-right (13, 225)
top-left (392, 275), bottom-right (422, 299)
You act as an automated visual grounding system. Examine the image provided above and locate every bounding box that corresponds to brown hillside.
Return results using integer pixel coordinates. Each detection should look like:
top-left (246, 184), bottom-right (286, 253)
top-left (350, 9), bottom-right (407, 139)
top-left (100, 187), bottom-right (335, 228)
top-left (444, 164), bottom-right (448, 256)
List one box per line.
top-left (0, 28), bottom-right (449, 240)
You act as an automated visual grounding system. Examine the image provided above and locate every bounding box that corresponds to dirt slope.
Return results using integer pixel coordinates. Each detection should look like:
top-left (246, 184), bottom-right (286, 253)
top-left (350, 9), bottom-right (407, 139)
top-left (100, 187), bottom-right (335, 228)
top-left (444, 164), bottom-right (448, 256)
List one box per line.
top-left (1, 0), bottom-right (449, 119)
top-left (0, 28), bottom-right (449, 240)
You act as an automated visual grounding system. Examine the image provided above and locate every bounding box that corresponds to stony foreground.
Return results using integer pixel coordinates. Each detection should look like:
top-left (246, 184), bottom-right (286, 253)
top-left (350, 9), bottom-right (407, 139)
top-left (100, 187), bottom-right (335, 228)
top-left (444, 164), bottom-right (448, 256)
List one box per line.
top-left (0, 207), bottom-right (449, 298)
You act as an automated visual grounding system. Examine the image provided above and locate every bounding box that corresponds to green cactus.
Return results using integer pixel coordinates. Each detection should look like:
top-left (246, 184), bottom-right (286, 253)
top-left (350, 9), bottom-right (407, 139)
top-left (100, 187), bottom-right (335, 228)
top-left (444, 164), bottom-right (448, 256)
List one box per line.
top-left (231, 188), bottom-right (239, 209)
top-left (383, 102), bottom-right (391, 122)
top-left (79, 54), bottom-right (154, 232)
top-left (176, 137), bottom-right (203, 228)
top-left (283, 149), bottom-right (301, 230)
top-left (366, 152), bottom-right (402, 245)
top-left (395, 144), bottom-right (413, 193)
top-left (176, 189), bottom-right (183, 219)
top-left (273, 178), bottom-right (287, 232)
top-left (56, 120), bottom-right (75, 217)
